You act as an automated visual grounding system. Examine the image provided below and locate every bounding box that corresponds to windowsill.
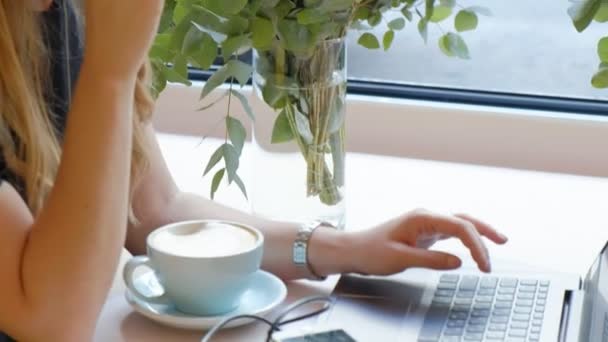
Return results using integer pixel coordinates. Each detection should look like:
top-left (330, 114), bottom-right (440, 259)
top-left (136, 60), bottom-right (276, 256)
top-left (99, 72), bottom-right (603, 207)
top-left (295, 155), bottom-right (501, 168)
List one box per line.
top-left (153, 82), bottom-right (608, 178)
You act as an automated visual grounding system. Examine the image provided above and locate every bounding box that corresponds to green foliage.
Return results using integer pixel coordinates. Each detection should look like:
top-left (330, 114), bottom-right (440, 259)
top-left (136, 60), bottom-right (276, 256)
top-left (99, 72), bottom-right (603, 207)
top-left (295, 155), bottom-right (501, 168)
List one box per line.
top-left (568, 0), bottom-right (608, 89)
top-left (151, 0), bottom-right (490, 199)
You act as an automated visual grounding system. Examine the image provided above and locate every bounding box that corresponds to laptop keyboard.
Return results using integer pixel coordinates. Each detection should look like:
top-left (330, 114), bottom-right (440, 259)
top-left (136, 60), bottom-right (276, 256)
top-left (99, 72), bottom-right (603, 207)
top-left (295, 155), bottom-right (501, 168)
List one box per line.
top-left (418, 274), bottom-right (550, 342)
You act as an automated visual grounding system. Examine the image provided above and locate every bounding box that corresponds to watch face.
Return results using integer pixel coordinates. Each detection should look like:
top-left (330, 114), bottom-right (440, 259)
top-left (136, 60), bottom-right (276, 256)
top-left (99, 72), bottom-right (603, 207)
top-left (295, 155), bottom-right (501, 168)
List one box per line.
top-left (282, 329), bottom-right (356, 342)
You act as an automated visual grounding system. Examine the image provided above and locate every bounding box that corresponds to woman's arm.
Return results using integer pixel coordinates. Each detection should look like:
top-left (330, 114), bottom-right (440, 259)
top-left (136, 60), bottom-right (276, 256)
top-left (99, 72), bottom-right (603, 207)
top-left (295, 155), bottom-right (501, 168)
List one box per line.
top-left (128, 127), bottom-right (508, 281)
top-left (0, 1), bottom-right (163, 340)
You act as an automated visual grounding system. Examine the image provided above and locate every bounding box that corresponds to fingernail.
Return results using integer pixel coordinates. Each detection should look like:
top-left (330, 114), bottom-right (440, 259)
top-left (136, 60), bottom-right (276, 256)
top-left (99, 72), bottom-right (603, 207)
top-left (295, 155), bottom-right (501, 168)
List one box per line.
top-left (499, 233), bottom-right (509, 241)
top-left (448, 256), bottom-right (461, 268)
top-left (485, 260), bottom-right (492, 273)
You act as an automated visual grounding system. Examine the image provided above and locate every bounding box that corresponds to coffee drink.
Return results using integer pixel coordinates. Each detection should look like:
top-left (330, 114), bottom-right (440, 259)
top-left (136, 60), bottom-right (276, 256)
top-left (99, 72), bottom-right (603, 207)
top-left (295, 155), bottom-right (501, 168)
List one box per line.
top-left (124, 220), bottom-right (264, 316)
top-left (152, 221), bottom-right (257, 258)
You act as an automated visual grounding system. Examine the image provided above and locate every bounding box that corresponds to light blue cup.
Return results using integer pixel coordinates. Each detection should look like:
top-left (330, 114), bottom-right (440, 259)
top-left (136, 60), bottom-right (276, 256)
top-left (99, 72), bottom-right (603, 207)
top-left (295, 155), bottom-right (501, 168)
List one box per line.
top-left (123, 220), bottom-right (264, 316)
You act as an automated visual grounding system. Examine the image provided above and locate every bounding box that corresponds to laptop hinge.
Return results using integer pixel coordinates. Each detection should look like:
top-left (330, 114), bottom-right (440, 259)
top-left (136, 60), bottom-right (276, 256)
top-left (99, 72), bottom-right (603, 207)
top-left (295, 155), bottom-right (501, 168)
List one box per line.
top-left (561, 290), bottom-right (585, 342)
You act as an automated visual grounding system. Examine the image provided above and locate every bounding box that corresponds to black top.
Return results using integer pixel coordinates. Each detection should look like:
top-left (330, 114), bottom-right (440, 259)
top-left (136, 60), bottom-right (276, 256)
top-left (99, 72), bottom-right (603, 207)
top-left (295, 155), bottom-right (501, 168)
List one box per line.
top-left (0, 1), bottom-right (82, 340)
top-left (0, 0), bottom-right (82, 195)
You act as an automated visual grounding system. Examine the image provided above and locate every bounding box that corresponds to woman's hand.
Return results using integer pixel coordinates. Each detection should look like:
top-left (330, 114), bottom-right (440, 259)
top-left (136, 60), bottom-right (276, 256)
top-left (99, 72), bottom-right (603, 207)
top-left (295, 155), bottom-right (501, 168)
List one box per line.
top-left (344, 209), bottom-right (508, 276)
top-left (84, 0), bottom-right (164, 78)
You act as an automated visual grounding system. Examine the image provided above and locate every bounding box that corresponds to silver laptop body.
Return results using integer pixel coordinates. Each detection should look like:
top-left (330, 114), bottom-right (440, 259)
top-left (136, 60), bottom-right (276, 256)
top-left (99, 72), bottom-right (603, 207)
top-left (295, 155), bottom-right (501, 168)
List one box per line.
top-left (318, 242), bottom-right (608, 341)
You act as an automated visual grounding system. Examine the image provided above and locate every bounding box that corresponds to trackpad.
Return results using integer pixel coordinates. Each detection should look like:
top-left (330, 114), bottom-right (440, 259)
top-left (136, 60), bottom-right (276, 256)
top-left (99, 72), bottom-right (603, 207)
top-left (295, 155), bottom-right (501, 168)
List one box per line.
top-left (324, 275), bottom-right (427, 341)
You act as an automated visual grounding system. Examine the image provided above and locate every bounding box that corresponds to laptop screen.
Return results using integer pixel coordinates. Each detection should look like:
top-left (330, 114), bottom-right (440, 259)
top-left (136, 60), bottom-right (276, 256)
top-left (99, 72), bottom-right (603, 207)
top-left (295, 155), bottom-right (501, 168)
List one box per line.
top-left (579, 242), bottom-right (608, 341)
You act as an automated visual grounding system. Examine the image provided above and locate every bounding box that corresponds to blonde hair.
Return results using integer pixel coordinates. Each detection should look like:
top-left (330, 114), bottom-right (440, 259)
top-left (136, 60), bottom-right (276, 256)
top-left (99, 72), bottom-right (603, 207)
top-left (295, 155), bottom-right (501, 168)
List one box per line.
top-left (0, 1), bottom-right (154, 220)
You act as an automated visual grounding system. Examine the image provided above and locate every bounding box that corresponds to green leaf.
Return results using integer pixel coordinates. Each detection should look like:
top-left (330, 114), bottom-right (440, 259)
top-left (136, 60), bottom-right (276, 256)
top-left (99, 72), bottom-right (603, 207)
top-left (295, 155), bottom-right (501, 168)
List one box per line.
top-left (430, 5), bottom-right (452, 22)
top-left (201, 0), bottom-right (248, 17)
top-left (438, 32), bottom-right (470, 59)
top-left (401, 7), bottom-right (413, 21)
top-left (203, 144), bottom-right (225, 176)
top-left (182, 26), bottom-right (206, 55)
top-left (223, 143), bottom-right (240, 183)
top-left (297, 8), bottom-right (330, 24)
top-left (358, 32), bottom-right (380, 49)
top-left (189, 33), bottom-right (218, 70)
top-left (197, 90), bottom-right (229, 111)
top-left (383, 30), bottom-right (395, 51)
top-left (418, 19), bottom-right (429, 43)
top-left (200, 60), bottom-right (252, 99)
top-left (318, 0), bottom-right (355, 12)
top-left (368, 12), bottom-right (382, 26)
top-left (455, 10), bottom-right (478, 32)
top-left (591, 67), bottom-right (608, 88)
top-left (598, 36), bottom-right (608, 62)
top-left (171, 14), bottom-right (196, 51)
top-left (595, 1), bottom-right (608, 22)
top-left (277, 19), bottom-right (316, 53)
top-left (252, 16), bottom-right (275, 49)
top-left (425, 0), bottom-right (436, 19)
top-left (440, 0), bottom-right (456, 7)
top-left (568, 0), bottom-right (602, 32)
top-left (354, 7), bottom-right (371, 20)
top-left (233, 173), bottom-right (248, 200)
top-left (271, 109), bottom-right (295, 143)
top-left (226, 116), bottom-right (247, 155)
top-left (388, 18), bottom-right (406, 30)
top-left (221, 34), bottom-right (252, 60)
top-left (210, 168), bottom-right (225, 200)
top-left (230, 90), bottom-right (255, 121)
top-left (465, 6), bottom-right (492, 16)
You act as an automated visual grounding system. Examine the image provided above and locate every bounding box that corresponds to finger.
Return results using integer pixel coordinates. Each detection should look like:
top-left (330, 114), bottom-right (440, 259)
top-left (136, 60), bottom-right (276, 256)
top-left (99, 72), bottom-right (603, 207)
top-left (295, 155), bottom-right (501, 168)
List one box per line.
top-left (398, 245), bottom-right (462, 270)
top-left (455, 213), bottom-right (508, 244)
top-left (424, 214), bottom-right (491, 273)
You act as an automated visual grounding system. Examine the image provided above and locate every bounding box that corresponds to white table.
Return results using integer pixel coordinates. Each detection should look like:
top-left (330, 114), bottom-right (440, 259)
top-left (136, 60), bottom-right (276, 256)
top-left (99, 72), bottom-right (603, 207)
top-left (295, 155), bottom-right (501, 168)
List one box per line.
top-left (94, 133), bottom-right (608, 341)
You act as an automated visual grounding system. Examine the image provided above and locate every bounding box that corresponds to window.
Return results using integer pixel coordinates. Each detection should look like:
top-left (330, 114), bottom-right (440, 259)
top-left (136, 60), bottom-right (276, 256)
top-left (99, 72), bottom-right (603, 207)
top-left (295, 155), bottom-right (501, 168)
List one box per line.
top-left (346, 0), bottom-right (607, 103)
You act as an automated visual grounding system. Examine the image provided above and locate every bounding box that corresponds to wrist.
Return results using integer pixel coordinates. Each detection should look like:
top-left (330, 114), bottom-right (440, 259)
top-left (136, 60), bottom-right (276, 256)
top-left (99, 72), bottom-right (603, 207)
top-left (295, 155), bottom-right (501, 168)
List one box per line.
top-left (307, 226), bottom-right (356, 277)
top-left (80, 56), bottom-right (138, 86)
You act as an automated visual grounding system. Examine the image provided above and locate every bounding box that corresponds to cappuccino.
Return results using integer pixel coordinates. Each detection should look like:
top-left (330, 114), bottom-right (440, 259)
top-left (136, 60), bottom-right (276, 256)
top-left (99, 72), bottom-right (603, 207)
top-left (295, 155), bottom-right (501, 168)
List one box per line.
top-left (152, 221), bottom-right (258, 258)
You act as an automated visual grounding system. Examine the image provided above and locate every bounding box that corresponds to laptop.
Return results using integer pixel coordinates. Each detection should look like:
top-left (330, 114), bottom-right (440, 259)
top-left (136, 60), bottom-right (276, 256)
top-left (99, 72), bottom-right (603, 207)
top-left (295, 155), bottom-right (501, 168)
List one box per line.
top-left (317, 241), bottom-right (608, 341)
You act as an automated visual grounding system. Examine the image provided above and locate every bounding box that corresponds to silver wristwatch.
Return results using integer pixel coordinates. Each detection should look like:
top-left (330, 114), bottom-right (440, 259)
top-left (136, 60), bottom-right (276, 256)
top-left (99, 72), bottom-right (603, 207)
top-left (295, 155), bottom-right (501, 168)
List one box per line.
top-left (293, 220), bottom-right (328, 280)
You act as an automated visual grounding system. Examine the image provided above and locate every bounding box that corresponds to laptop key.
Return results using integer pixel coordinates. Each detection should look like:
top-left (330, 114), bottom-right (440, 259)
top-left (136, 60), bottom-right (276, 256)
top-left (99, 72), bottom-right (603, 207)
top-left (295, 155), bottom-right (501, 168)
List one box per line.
top-left (486, 331), bottom-right (506, 339)
top-left (459, 276), bottom-right (480, 291)
top-left (419, 305), bottom-right (450, 342)
top-left (517, 293), bottom-right (535, 300)
top-left (531, 326), bottom-right (541, 333)
top-left (466, 325), bottom-right (485, 333)
top-left (471, 310), bottom-right (490, 318)
top-left (444, 327), bottom-right (464, 336)
top-left (514, 307), bottom-right (532, 314)
top-left (463, 333), bottom-right (483, 341)
top-left (500, 278), bottom-right (518, 288)
top-left (520, 280), bottom-right (538, 286)
top-left (508, 328), bottom-right (528, 338)
top-left (497, 294), bottom-right (515, 301)
top-left (532, 319), bottom-right (543, 327)
top-left (452, 304), bottom-right (471, 312)
top-left (530, 332), bottom-right (541, 341)
top-left (515, 300), bottom-right (533, 307)
top-left (469, 317), bottom-right (488, 325)
top-left (440, 274), bottom-right (460, 283)
top-left (440, 337), bottom-right (461, 342)
top-left (533, 313), bottom-right (544, 320)
top-left (519, 285), bottom-right (537, 293)
top-left (511, 321), bottom-right (529, 329)
top-left (535, 305), bottom-right (546, 313)
top-left (498, 288), bottom-right (516, 295)
top-left (540, 280), bottom-right (550, 287)
top-left (455, 298), bottom-right (474, 305)
top-left (478, 289), bottom-right (496, 296)
top-left (438, 282), bottom-right (458, 290)
top-left (491, 316), bottom-right (509, 324)
top-left (447, 319), bottom-right (466, 328)
top-left (495, 301), bottom-right (513, 309)
top-left (476, 296), bottom-right (493, 303)
top-left (450, 312), bottom-right (469, 320)
top-left (473, 303), bottom-right (492, 310)
top-left (492, 308), bottom-right (512, 316)
top-left (512, 313), bottom-right (531, 322)
top-left (436, 290), bottom-right (456, 297)
top-left (457, 291), bottom-right (475, 298)
top-left (489, 323), bottom-right (508, 331)
top-left (480, 277), bottom-right (499, 289)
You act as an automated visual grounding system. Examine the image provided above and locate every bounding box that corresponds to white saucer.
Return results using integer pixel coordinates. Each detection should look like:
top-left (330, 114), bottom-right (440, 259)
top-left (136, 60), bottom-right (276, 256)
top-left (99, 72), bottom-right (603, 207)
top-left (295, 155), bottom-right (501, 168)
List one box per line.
top-left (125, 270), bottom-right (287, 330)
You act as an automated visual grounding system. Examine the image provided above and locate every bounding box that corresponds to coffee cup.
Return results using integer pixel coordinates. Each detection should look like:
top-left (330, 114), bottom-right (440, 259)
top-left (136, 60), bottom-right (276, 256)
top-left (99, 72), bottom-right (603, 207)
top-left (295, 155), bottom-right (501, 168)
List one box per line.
top-left (123, 220), bottom-right (264, 316)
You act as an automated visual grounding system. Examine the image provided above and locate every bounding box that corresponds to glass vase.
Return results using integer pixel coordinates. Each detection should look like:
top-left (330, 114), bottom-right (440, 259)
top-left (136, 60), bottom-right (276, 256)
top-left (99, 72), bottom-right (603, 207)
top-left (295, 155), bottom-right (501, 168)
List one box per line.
top-left (251, 38), bottom-right (347, 229)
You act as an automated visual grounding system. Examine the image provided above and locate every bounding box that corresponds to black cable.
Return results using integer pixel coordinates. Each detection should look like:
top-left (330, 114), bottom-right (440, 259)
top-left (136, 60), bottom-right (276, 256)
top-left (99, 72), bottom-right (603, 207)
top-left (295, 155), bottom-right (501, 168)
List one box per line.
top-left (201, 296), bottom-right (333, 342)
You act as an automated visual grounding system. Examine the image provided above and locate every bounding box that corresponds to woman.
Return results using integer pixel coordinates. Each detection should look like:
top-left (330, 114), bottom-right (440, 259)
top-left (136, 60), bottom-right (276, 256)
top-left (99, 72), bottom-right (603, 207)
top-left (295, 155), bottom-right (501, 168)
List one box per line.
top-left (0, 0), bottom-right (508, 340)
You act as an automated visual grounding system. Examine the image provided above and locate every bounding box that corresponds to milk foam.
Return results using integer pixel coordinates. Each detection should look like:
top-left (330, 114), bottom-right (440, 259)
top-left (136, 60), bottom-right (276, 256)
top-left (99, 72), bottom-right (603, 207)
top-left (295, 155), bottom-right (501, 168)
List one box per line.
top-left (153, 222), bottom-right (257, 257)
